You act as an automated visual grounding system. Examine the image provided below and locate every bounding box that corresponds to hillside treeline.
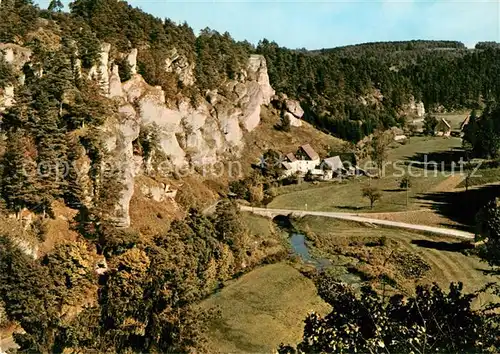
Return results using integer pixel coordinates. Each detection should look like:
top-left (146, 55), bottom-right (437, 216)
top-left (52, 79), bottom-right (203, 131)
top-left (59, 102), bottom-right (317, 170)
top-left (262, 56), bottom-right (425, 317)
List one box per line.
top-left (257, 40), bottom-right (500, 141)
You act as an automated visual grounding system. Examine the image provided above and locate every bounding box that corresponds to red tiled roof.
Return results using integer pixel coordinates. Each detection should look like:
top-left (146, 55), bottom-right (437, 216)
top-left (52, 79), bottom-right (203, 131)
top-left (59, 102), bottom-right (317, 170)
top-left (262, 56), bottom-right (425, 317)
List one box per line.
top-left (299, 144), bottom-right (319, 161)
top-left (286, 152), bottom-right (297, 162)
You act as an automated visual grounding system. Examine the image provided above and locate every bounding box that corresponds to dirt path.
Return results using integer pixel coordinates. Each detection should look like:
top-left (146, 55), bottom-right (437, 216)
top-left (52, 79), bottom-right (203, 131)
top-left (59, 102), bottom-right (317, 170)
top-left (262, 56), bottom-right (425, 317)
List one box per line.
top-left (361, 209), bottom-right (462, 229)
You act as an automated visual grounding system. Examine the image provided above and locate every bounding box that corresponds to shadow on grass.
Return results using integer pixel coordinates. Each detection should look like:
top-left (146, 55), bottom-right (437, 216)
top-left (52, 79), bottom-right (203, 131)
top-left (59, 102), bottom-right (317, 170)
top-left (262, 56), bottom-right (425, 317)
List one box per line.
top-left (415, 184), bottom-right (500, 231)
top-left (411, 239), bottom-right (474, 252)
top-left (335, 205), bottom-right (366, 211)
top-left (475, 268), bottom-right (500, 276)
top-left (404, 149), bottom-right (466, 171)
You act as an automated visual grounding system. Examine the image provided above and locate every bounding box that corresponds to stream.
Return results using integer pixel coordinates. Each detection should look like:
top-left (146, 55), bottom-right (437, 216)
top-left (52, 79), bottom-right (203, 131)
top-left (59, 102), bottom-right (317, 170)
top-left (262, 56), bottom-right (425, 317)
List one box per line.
top-left (288, 232), bottom-right (363, 286)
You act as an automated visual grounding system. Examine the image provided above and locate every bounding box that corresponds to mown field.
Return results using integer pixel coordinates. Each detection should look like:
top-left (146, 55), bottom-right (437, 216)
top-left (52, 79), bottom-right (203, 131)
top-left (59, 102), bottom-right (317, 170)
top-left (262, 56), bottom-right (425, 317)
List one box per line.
top-left (269, 137), bottom-right (464, 213)
top-left (201, 263), bottom-right (330, 353)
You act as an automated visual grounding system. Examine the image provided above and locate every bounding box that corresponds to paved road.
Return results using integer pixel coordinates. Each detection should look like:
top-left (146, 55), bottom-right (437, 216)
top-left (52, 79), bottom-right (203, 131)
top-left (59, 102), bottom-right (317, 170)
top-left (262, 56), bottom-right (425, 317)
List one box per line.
top-left (240, 206), bottom-right (474, 240)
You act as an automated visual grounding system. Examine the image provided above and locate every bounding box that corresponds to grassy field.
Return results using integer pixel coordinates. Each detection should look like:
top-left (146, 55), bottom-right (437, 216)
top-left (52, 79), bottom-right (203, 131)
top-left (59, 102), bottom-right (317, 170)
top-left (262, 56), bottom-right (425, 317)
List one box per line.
top-left (385, 136), bottom-right (462, 162)
top-left (201, 263), bottom-right (330, 353)
top-left (295, 215), bottom-right (500, 303)
top-left (202, 214), bottom-right (499, 352)
top-left (241, 211), bottom-right (277, 239)
top-left (269, 137), bottom-right (463, 213)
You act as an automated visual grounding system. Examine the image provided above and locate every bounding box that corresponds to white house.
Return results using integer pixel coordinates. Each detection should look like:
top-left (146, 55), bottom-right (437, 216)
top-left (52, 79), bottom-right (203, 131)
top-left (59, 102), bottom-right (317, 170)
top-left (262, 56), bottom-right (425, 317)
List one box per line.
top-left (281, 144), bottom-right (320, 177)
top-left (295, 144), bottom-right (320, 172)
top-left (322, 156), bottom-right (343, 173)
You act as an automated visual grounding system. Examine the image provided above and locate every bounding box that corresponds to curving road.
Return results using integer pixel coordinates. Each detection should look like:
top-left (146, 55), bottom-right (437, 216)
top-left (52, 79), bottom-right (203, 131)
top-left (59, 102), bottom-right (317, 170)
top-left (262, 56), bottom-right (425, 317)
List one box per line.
top-left (240, 206), bottom-right (474, 240)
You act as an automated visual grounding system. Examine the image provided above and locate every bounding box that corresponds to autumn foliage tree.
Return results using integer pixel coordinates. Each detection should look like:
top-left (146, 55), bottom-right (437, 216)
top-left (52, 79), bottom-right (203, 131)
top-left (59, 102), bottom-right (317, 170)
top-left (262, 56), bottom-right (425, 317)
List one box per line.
top-left (279, 274), bottom-right (500, 353)
top-left (362, 186), bottom-right (382, 209)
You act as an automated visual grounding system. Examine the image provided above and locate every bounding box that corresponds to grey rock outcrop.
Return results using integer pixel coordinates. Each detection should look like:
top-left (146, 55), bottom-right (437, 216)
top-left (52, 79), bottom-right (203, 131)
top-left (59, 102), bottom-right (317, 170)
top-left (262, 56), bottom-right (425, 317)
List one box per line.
top-left (0, 43), bottom-right (32, 111)
top-left (284, 111), bottom-right (302, 127)
top-left (103, 102), bottom-right (141, 227)
top-left (247, 54), bottom-right (275, 105)
top-left (88, 43), bottom-right (111, 94)
top-left (1, 40), bottom-right (276, 228)
top-left (105, 52), bottom-right (275, 226)
top-left (402, 95), bottom-right (425, 117)
top-left (126, 48), bottom-right (138, 74)
top-left (285, 99), bottom-right (304, 118)
top-left (164, 48), bottom-right (195, 86)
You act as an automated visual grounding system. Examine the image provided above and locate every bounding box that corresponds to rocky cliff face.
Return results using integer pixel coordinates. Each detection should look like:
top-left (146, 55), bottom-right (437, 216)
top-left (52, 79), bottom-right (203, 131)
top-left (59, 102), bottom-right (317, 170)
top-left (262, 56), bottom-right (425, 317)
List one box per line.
top-left (0, 41), bottom-right (287, 227)
top-left (401, 95), bottom-right (426, 117)
top-left (0, 43), bottom-right (32, 112)
top-left (92, 45), bottom-right (276, 226)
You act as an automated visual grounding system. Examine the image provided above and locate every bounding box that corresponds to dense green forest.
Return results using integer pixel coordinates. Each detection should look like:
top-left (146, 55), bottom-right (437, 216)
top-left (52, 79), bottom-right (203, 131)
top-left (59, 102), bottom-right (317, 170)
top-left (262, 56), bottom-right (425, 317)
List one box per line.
top-left (5, 0), bottom-right (500, 142)
top-left (257, 40), bottom-right (500, 141)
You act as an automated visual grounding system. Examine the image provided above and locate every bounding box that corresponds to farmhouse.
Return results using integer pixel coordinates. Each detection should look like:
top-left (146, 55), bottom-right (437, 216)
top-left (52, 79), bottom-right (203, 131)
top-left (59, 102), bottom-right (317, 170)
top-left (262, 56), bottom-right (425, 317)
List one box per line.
top-left (279, 144), bottom-right (364, 181)
top-left (295, 144), bottom-right (320, 172)
top-left (281, 144), bottom-right (320, 177)
top-left (435, 118), bottom-right (451, 137)
top-left (460, 115), bottom-right (470, 132)
top-left (321, 156), bottom-right (343, 174)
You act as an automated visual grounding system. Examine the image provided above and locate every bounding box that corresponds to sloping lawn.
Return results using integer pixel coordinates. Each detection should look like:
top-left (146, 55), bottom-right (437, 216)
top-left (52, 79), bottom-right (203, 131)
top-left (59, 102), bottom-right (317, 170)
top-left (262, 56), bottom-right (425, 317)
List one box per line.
top-left (201, 263), bottom-right (329, 353)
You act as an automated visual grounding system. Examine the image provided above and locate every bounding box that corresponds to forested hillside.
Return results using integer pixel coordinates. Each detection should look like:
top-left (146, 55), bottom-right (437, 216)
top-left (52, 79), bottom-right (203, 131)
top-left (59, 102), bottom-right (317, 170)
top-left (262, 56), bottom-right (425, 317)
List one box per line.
top-left (1, 0), bottom-right (500, 352)
top-left (257, 40), bottom-right (500, 141)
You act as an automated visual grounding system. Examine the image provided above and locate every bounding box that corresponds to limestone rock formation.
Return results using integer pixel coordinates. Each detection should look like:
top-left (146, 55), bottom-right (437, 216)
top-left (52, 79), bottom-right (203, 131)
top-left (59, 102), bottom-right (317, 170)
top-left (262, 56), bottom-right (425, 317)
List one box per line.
top-left (126, 48), bottom-right (138, 74)
top-left (284, 111), bottom-right (303, 127)
top-left (271, 94), bottom-right (303, 127)
top-left (88, 43), bottom-right (111, 93)
top-left (247, 54), bottom-right (275, 105)
top-left (0, 43), bottom-right (32, 111)
top-left (104, 101), bottom-right (140, 227)
top-left (285, 99), bottom-right (304, 118)
top-left (0, 40), bottom-right (276, 228)
top-left (402, 95), bottom-right (426, 117)
top-left (164, 48), bottom-right (195, 86)
top-left (0, 85), bottom-right (14, 112)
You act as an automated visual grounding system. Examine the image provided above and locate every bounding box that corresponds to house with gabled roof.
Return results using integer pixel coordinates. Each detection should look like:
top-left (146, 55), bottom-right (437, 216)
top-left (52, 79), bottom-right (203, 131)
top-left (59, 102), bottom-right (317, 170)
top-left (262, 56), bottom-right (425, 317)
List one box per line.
top-left (322, 156), bottom-right (343, 173)
top-left (295, 144), bottom-right (321, 172)
top-left (435, 118), bottom-right (451, 137)
top-left (460, 115), bottom-right (470, 132)
top-left (285, 152), bottom-right (297, 163)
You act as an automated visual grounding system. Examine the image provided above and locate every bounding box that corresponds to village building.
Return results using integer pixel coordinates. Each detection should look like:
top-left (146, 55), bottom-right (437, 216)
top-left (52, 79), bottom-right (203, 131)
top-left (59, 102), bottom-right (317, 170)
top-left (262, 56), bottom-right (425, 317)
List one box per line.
top-left (435, 118), bottom-right (451, 137)
top-left (460, 115), bottom-right (470, 132)
top-left (279, 145), bottom-right (364, 181)
top-left (295, 144), bottom-right (321, 172)
top-left (281, 144), bottom-right (320, 177)
top-left (321, 156), bottom-right (343, 174)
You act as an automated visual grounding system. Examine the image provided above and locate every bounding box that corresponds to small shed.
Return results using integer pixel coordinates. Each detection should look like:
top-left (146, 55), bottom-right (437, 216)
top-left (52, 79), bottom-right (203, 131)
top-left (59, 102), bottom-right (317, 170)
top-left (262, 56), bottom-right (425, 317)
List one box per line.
top-left (435, 118), bottom-right (451, 137)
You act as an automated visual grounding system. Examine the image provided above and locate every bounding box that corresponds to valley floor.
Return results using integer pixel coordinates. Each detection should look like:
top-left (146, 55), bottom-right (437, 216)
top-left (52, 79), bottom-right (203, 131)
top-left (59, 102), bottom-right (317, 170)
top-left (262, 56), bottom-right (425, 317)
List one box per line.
top-left (203, 135), bottom-right (500, 352)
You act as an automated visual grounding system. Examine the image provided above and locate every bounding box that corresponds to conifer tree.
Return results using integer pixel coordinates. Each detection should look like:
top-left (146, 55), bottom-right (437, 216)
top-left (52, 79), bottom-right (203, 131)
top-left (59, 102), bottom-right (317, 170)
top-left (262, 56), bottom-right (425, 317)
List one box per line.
top-left (47, 0), bottom-right (63, 12)
top-left (1, 130), bottom-right (38, 216)
top-left (33, 92), bottom-right (68, 216)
